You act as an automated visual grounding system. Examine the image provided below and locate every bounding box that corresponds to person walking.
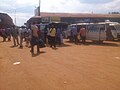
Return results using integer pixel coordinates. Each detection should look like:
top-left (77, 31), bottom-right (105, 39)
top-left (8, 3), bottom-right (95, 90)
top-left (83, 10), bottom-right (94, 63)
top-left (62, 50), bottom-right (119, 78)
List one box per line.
top-left (79, 28), bottom-right (86, 44)
top-left (30, 22), bottom-right (40, 54)
top-left (11, 26), bottom-right (19, 46)
top-left (71, 26), bottom-right (78, 44)
top-left (25, 28), bottom-right (31, 47)
top-left (46, 26), bottom-right (51, 46)
top-left (19, 26), bottom-right (26, 48)
top-left (44, 25), bottom-right (48, 44)
top-left (56, 27), bottom-right (61, 45)
top-left (49, 25), bottom-right (56, 49)
top-left (1, 29), bottom-right (7, 42)
top-left (106, 27), bottom-right (113, 40)
top-left (5, 28), bottom-right (11, 41)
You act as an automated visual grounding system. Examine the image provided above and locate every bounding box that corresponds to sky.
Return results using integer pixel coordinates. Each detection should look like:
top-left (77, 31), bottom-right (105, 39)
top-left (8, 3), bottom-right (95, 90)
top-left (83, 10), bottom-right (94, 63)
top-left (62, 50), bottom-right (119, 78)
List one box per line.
top-left (0, 0), bottom-right (120, 26)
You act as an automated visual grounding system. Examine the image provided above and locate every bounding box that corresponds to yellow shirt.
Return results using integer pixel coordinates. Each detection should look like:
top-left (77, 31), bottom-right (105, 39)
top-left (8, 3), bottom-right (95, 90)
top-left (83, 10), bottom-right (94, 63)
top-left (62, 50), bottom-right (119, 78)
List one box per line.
top-left (49, 28), bottom-right (56, 37)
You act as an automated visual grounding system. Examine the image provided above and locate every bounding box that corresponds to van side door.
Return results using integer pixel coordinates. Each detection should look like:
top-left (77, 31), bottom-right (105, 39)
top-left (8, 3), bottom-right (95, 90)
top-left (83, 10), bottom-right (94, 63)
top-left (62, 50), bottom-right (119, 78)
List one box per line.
top-left (86, 24), bottom-right (99, 41)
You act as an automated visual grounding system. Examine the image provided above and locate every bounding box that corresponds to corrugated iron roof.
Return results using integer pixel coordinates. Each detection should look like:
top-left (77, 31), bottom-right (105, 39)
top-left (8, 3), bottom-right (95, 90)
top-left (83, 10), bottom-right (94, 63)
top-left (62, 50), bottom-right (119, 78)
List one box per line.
top-left (32, 12), bottom-right (120, 18)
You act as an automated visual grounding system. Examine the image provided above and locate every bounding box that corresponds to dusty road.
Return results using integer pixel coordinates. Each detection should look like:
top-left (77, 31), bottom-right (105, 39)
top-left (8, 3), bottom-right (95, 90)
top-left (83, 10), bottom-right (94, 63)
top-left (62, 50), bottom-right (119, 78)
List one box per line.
top-left (0, 38), bottom-right (120, 90)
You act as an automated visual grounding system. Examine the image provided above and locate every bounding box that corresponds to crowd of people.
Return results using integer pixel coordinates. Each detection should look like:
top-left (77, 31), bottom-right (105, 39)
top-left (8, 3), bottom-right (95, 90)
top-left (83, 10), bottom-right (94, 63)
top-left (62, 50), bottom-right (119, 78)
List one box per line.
top-left (0, 22), bottom-right (87, 55)
top-left (0, 22), bottom-right (67, 55)
top-left (0, 28), bottom-right (11, 42)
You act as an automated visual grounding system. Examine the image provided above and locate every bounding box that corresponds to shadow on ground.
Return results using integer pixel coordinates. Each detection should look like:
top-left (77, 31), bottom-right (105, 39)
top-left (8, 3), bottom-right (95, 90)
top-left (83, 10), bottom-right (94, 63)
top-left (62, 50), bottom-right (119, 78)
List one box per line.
top-left (31, 51), bottom-right (46, 57)
top-left (10, 45), bottom-right (18, 48)
top-left (83, 41), bottom-right (120, 47)
top-left (65, 40), bottom-right (120, 47)
top-left (57, 43), bottom-right (71, 47)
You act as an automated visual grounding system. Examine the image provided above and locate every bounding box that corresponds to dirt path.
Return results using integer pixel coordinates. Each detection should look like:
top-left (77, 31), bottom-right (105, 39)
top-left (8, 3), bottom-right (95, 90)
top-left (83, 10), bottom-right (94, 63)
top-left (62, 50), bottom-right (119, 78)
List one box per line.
top-left (0, 38), bottom-right (120, 90)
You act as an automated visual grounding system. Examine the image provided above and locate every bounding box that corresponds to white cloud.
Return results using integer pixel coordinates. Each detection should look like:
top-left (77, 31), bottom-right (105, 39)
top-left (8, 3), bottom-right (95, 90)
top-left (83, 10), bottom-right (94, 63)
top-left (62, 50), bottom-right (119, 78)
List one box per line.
top-left (0, 0), bottom-right (120, 26)
top-left (104, 0), bottom-right (120, 10)
top-left (15, 0), bottom-right (38, 6)
top-left (79, 0), bottom-right (113, 4)
top-left (9, 12), bottom-right (34, 26)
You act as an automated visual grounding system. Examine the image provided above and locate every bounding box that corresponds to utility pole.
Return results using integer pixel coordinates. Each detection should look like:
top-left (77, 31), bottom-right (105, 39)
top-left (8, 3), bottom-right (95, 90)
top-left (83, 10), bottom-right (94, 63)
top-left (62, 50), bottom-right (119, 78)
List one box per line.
top-left (39, 0), bottom-right (41, 16)
top-left (14, 10), bottom-right (16, 25)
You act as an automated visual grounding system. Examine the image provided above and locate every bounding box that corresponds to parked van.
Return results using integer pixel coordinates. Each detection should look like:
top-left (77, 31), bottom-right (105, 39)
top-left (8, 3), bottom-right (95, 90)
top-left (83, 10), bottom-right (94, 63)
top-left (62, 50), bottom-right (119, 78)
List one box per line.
top-left (65, 22), bottom-right (118, 42)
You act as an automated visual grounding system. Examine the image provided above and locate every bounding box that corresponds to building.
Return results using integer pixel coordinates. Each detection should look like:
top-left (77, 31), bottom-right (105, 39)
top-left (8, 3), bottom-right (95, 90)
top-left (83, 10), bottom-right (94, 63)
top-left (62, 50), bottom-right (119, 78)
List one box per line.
top-left (27, 12), bottom-right (120, 27)
top-left (0, 13), bottom-right (14, 28)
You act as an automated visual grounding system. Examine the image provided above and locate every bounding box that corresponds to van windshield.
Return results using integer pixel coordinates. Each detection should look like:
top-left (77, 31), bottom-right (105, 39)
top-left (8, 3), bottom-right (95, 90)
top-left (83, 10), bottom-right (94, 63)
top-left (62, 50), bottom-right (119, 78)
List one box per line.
top-left (99, 24), bottom-right (105, 30)
top-left (115, 25), bottom-right (120, 31)
top-left (110, 26), bottom-right (116, 30)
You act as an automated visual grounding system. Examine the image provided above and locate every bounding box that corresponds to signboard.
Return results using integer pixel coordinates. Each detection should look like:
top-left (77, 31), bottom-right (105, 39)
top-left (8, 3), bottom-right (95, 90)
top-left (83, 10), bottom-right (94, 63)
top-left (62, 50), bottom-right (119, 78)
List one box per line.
top-left (50, 17), bottom-right (61, 22)
top-left (41, 17), bottom-right (50, 22)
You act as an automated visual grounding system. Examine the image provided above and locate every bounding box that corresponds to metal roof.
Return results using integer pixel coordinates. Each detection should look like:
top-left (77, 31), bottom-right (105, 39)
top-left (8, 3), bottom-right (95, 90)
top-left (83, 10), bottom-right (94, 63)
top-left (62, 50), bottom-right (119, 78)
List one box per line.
top-left (33, 12), bottom-right (120, 18)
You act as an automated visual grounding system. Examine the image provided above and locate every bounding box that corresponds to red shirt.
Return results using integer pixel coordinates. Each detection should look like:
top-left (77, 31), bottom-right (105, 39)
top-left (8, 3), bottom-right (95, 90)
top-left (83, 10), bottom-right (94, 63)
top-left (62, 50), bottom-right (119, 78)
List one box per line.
top-left (79, 28), bottom-right (86, 37)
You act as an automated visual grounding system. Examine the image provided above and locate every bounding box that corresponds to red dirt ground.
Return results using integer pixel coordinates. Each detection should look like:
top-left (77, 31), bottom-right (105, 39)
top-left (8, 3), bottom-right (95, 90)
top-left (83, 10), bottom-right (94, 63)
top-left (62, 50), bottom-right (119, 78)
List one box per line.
top-left (0, 37), bottom-right (120, 90)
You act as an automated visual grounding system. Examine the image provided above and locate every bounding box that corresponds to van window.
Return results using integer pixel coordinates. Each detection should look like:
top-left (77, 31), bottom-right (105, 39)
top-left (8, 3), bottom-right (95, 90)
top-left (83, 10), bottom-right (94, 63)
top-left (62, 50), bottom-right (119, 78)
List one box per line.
top-left (100, 24), bottom-right (105, 31)
top-left (110, 26), bottom-right (116, 30)
top-left (87, 24), bottom-right (100, 32)
top-left (115, 25), bottom-right (120, 31)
